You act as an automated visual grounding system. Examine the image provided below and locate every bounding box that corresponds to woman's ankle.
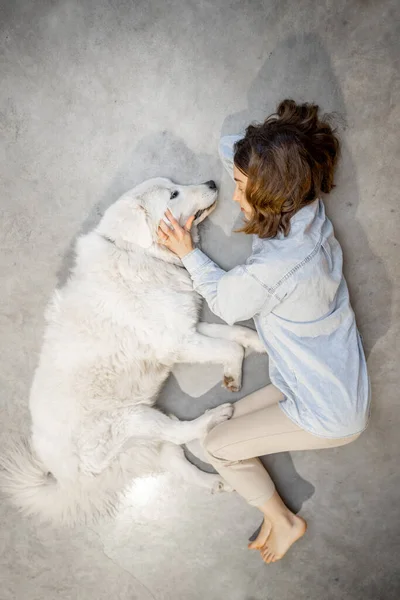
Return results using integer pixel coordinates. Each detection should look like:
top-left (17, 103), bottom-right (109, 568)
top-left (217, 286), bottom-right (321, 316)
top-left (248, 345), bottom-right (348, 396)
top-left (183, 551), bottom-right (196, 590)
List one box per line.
top-left (258, 491), bottom-right (296, 525)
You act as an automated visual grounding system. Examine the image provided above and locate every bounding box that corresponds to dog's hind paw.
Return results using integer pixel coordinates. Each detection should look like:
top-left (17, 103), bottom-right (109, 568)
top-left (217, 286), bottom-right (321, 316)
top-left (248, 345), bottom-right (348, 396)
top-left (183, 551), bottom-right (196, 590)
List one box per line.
top-left (205, 403), bottom-right (234, 432)
top-left (211, 479), bottom-right (233, 494)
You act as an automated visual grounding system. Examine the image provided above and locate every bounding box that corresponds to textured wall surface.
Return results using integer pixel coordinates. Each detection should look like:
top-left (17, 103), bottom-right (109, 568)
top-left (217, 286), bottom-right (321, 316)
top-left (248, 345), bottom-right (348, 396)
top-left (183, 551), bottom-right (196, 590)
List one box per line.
top-left (1, 1), bottom-right (399, 598)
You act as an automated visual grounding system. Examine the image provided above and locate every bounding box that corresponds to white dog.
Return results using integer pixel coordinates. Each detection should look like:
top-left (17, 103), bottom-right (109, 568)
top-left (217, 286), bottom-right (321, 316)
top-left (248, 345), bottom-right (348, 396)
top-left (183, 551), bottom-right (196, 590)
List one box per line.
top-left (1, 178), bottom-right (264, 525)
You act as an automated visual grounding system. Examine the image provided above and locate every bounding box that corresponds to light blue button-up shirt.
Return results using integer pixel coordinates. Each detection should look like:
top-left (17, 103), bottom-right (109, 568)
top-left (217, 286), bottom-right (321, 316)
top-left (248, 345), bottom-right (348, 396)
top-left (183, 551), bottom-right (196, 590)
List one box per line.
top-left (182, 135), bottom-right (370, 438)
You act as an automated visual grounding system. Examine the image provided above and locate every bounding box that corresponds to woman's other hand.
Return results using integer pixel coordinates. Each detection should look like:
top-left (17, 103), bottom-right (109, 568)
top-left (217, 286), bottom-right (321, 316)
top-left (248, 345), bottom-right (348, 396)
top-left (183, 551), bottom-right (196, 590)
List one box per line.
top-left (157, 209), bottom-right (195, 258)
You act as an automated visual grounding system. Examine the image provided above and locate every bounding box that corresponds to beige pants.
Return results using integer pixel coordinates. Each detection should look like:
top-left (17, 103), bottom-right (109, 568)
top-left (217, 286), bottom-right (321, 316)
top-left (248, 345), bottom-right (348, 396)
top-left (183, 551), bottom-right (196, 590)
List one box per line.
top-left (203, 384), bottom-right (359, 507)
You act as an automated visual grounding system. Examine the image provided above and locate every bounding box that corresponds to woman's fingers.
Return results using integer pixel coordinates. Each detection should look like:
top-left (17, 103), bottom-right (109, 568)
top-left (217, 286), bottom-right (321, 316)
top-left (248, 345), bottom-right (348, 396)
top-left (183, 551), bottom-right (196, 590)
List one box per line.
top-left (165, 209), bottom-right (185, 235)
top-left (158, 220), bottom-right (171, 234)
top-left (158, 220), bottom-right (177, 240)
top-left (158, 210), bottom-right (195, 251)
top-left (165, 210), bottom-right (195, 235)
top-left (157, 229), bottom-right (168, 241)
top-left (184, 215), bottom-right (195, 232)
top-left (157, 222), bottom-right (171, 246)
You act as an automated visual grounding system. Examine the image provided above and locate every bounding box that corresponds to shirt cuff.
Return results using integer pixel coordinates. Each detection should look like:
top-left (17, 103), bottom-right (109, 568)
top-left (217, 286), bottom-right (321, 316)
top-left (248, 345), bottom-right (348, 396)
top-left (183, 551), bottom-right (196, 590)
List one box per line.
top-left (181, 248), bottom-right (212, 276)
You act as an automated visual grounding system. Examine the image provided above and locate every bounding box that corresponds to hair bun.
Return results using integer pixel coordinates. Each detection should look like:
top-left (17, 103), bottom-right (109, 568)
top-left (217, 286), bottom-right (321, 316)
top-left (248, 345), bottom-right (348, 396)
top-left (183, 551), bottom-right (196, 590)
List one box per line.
top-left (276, 99), bottom-right (320, 133)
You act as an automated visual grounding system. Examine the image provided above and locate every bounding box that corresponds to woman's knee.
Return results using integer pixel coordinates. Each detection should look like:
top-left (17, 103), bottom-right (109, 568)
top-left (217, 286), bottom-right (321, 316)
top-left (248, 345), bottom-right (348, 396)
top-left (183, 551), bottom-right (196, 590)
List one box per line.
top-left (203, 425), bottom-right (228, 463)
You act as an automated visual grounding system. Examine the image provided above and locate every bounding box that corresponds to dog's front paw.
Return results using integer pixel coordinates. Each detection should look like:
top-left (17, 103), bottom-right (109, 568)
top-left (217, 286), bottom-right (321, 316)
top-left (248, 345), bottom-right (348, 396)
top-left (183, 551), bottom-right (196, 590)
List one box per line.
top-left (205, 402), bottom-right (234, 432)
top-left (222, 374), bottom-right (241, 392)
top-left (235, 327), bottom-right (266, 354)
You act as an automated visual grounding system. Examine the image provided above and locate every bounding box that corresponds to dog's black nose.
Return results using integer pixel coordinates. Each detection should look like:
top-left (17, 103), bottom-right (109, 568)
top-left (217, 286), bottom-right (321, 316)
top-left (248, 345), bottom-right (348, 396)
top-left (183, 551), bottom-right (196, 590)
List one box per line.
top-left (205, 180), bottom-right (217, 190)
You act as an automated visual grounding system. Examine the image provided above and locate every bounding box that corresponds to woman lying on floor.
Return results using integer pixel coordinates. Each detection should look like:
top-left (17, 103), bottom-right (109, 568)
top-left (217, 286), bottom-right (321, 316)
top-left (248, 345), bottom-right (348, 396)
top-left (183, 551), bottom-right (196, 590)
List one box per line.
top-left (157, 99), bottom-right (370, 564)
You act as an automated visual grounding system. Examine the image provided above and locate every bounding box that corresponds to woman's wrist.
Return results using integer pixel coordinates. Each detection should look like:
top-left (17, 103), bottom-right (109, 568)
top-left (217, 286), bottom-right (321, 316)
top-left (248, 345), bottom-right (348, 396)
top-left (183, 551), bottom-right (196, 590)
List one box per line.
top-left (177, 244), bottom-right (194, 259)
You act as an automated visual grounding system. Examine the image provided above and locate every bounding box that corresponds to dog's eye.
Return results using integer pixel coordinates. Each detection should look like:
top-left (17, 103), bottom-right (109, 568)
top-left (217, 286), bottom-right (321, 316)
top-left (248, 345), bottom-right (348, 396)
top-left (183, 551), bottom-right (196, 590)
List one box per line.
top-left (170, 190), bottom-right (179, 199)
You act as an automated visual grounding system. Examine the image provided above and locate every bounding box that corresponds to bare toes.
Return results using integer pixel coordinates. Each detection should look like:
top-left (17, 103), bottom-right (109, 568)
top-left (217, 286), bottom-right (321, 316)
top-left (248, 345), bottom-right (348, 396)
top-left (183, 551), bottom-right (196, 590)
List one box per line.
top-left (266, 552), bottom-right (275, 564)
top-left (248, 519), bottom-right (272, 550)
top-left (261, 549), bottom-right (272, 563)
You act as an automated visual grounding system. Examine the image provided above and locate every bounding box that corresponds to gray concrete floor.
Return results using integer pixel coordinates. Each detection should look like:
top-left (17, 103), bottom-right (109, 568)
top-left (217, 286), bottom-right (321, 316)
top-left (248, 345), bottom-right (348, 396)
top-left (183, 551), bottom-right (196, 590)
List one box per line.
top-left (1, 1), bottom-right (399, 598)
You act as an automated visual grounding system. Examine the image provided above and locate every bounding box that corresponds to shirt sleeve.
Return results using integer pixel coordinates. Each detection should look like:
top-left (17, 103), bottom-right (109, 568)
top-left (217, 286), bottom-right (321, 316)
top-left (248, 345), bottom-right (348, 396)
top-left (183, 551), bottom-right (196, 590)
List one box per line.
top-left (218, 134), bottom-right (243, 180)
top-left (182, 248), bottom-right (272, 325)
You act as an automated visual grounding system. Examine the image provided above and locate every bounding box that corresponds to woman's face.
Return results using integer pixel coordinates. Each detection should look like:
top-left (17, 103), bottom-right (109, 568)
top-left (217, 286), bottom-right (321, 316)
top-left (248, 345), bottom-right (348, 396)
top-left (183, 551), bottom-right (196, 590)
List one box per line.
top-left (233, 165), bottom-right (253, 220)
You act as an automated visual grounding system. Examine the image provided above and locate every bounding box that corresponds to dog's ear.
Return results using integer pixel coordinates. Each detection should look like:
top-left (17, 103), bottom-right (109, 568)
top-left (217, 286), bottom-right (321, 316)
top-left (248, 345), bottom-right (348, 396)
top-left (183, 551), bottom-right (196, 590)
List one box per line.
top-left (98, 200), bottom-right (153, 249)
top-left (122, 205), bottom-right (153, 248)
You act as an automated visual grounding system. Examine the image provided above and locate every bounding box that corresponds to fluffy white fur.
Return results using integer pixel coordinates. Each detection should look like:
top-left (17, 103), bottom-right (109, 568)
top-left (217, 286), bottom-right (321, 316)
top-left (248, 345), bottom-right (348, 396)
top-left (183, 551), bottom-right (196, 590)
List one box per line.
top-left (0, 178), bottom-right (264, 525)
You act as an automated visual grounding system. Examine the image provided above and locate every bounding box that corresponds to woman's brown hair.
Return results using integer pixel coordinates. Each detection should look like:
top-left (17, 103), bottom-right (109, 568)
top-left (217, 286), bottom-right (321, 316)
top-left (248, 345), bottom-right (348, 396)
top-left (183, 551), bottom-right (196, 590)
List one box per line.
top-left (234, 99), bottom-right (340, 238)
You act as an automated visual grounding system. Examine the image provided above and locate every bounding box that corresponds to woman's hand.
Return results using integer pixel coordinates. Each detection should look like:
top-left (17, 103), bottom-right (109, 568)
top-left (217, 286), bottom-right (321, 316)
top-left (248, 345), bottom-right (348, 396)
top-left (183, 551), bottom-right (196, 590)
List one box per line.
top-left (157, 209), bottom-right (195, 258)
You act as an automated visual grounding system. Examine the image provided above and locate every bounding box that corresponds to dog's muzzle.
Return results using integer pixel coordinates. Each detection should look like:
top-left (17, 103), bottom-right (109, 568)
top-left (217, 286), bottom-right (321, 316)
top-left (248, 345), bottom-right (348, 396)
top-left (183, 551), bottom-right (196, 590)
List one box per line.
top-left (194, 201), bottom-right (217, 223)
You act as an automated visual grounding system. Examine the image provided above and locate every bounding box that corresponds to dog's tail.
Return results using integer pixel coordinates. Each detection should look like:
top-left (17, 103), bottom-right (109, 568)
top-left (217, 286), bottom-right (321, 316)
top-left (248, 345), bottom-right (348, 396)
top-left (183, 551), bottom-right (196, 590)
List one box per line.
top-left (0, 438), bottom-right (122, 526)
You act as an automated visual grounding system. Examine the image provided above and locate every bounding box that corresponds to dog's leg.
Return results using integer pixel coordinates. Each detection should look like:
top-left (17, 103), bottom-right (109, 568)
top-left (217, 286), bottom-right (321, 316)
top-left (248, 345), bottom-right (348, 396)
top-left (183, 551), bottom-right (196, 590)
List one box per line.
top-left (79, 404), bottom-right (233, 475)
top-left (159, 443), bottom-right (231, 493)
top-left (110, 403), bottom-right (234, 448)
top-left (176, 332), bottom-right (244, 391)
top-left (197, 322), bottom-right (266, 354)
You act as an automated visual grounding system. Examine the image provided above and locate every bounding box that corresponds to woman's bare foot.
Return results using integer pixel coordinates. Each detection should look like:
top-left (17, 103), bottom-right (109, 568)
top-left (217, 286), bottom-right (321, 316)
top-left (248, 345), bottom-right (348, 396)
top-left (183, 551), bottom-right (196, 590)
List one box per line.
top-left (259, 513), bottom-right (307, 563)
top-left (248, 518), bottom-right (272, 549)
top-left (248, 491), bottom-right (307, 563)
